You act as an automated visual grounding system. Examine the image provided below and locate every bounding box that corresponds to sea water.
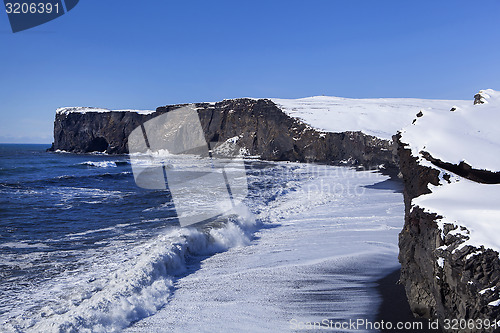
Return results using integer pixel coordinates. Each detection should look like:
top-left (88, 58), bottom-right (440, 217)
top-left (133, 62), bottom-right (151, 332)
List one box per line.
top-left (0, 144), bottom-right (404, 332)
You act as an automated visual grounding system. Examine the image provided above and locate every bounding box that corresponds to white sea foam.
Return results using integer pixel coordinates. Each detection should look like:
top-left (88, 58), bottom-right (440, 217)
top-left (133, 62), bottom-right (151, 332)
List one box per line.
top-left (0, 242), bottom-right (52, 249)
top-left (1, 210), bottom-right (257, 333)
top-left (65, 226), bottom-right (119, 238)
top-left (80, 161), bottom-right (117, 168)
top-left (50, 187), bottom-right (126, 206)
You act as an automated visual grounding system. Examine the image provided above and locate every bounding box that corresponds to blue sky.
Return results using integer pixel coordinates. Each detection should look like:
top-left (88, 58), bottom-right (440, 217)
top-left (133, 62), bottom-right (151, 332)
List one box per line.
top-left (1, 0), bottom-right (500, 143)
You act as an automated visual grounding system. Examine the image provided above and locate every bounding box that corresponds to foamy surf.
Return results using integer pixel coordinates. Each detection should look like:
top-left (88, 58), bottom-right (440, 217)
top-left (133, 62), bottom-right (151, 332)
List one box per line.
top-left (80, 161), bottom-right (117, 168)
top-left (1, 150), bottom-right (289, 333)
top-left (2, 213), bottom-right (258, 333)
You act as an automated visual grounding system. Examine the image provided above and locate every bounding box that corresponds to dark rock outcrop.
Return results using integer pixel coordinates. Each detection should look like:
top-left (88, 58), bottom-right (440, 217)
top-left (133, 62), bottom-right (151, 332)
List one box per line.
top-left (50, 110), bottom-right (159, 154)
top-left (420, 151), bottom-right (500, 184)
top-left (49, 98), bottom-right (397, 169)
top-left (396, 133), bottom-right (500, 332)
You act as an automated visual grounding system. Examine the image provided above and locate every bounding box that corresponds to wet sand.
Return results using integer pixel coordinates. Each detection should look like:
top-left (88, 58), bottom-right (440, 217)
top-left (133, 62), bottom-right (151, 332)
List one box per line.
top-left (376, 268), bottom-right (442, 332)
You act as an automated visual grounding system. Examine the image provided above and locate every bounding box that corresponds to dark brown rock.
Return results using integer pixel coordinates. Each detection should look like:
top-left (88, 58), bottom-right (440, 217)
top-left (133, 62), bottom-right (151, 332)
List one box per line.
top-left (474, 94), bottom-right (485, 105)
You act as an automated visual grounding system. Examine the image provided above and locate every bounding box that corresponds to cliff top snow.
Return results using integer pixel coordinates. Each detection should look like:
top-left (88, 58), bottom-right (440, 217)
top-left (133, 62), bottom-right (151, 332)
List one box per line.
top-left (400, 89), bottom-right (500, 172)
top-left (272, 96), bottom-right (470, 140)
top-left (400, 89), bottom-right (500, 257)
top-left (56, 107), bottom-right (155, 115)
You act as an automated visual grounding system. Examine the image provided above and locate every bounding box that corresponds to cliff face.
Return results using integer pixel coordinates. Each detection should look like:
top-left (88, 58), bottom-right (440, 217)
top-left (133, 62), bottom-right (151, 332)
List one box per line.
top-left (51, 110), bottom-right (157, 154)
top-left (398, 135), bottom-right (500, 331)
top-left (397, 90), bottom-right (500, 332)
top-left (50, 98), bottom-right (397, 169)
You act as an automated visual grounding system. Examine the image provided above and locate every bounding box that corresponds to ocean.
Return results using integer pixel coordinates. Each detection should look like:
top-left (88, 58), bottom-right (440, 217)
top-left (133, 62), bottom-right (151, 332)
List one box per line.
top-left (0, 144), bottom-right (406, 332)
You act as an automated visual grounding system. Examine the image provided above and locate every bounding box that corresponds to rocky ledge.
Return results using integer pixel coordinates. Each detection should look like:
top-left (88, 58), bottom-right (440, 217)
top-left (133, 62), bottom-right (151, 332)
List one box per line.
top-left (397, 89), bottom-right (500, 332)
top-left (49, 98), bottom-right (396, 169)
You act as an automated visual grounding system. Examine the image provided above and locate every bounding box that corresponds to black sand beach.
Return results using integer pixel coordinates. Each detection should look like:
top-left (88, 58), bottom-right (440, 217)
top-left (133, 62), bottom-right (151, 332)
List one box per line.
top-left (376, 269), bottom-right (442, 332)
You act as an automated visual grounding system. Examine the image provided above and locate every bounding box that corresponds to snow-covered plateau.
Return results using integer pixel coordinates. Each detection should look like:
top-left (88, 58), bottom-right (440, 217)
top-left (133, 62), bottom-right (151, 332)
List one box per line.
top-left (272, 95), bottom-right (469, 140)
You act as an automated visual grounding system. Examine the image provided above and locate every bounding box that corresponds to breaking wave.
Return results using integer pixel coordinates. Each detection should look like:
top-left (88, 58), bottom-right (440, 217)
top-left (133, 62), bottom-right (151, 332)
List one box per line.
top-left (2, 208), bottom-right (257, 333)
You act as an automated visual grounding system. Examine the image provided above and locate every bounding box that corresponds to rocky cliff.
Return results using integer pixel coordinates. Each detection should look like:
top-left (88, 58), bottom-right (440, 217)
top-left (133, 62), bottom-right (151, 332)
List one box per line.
top-left (49, 98), bottom-right (397, 169)
top-left (397, 89), bottom-right (500, 332)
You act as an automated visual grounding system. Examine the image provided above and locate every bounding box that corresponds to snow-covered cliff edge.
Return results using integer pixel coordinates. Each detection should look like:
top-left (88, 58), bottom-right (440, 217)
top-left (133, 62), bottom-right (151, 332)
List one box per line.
top-left (397, 89), bottom-right (500, 332)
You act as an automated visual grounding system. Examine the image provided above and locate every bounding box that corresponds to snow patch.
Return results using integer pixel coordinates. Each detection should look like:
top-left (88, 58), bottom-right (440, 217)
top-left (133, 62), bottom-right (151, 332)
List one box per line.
top-left (480, 286), bottom-right (496, 295)
top-left (437, 257), bottom-right (444, 268)
top-left (488, 299), bottom-right (500, 307)
top-left (465, 251), bottom-right (481, 260)
top-left (57, 107), bottom-right (155, 115)
top-left (403, 89), bottom-right (500, 260)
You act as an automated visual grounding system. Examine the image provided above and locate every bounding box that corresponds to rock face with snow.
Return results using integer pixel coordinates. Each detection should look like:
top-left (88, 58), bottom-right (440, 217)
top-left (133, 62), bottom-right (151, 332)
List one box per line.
top-left (397, 89), bottom-right (500, 332)
top-left (50, 99), bottom-right (396, 168)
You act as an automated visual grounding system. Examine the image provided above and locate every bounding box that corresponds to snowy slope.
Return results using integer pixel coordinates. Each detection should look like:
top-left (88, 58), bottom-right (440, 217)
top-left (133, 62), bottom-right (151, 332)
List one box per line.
top-left (272, 96), bottom-right (469, 140)
top-left (400, 89), bottom-right (500, 255)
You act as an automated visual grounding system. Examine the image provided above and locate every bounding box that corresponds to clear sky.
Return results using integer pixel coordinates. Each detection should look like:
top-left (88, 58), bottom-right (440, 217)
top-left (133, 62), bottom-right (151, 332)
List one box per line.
top-left (1, 0), bottom-right (500, 143)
